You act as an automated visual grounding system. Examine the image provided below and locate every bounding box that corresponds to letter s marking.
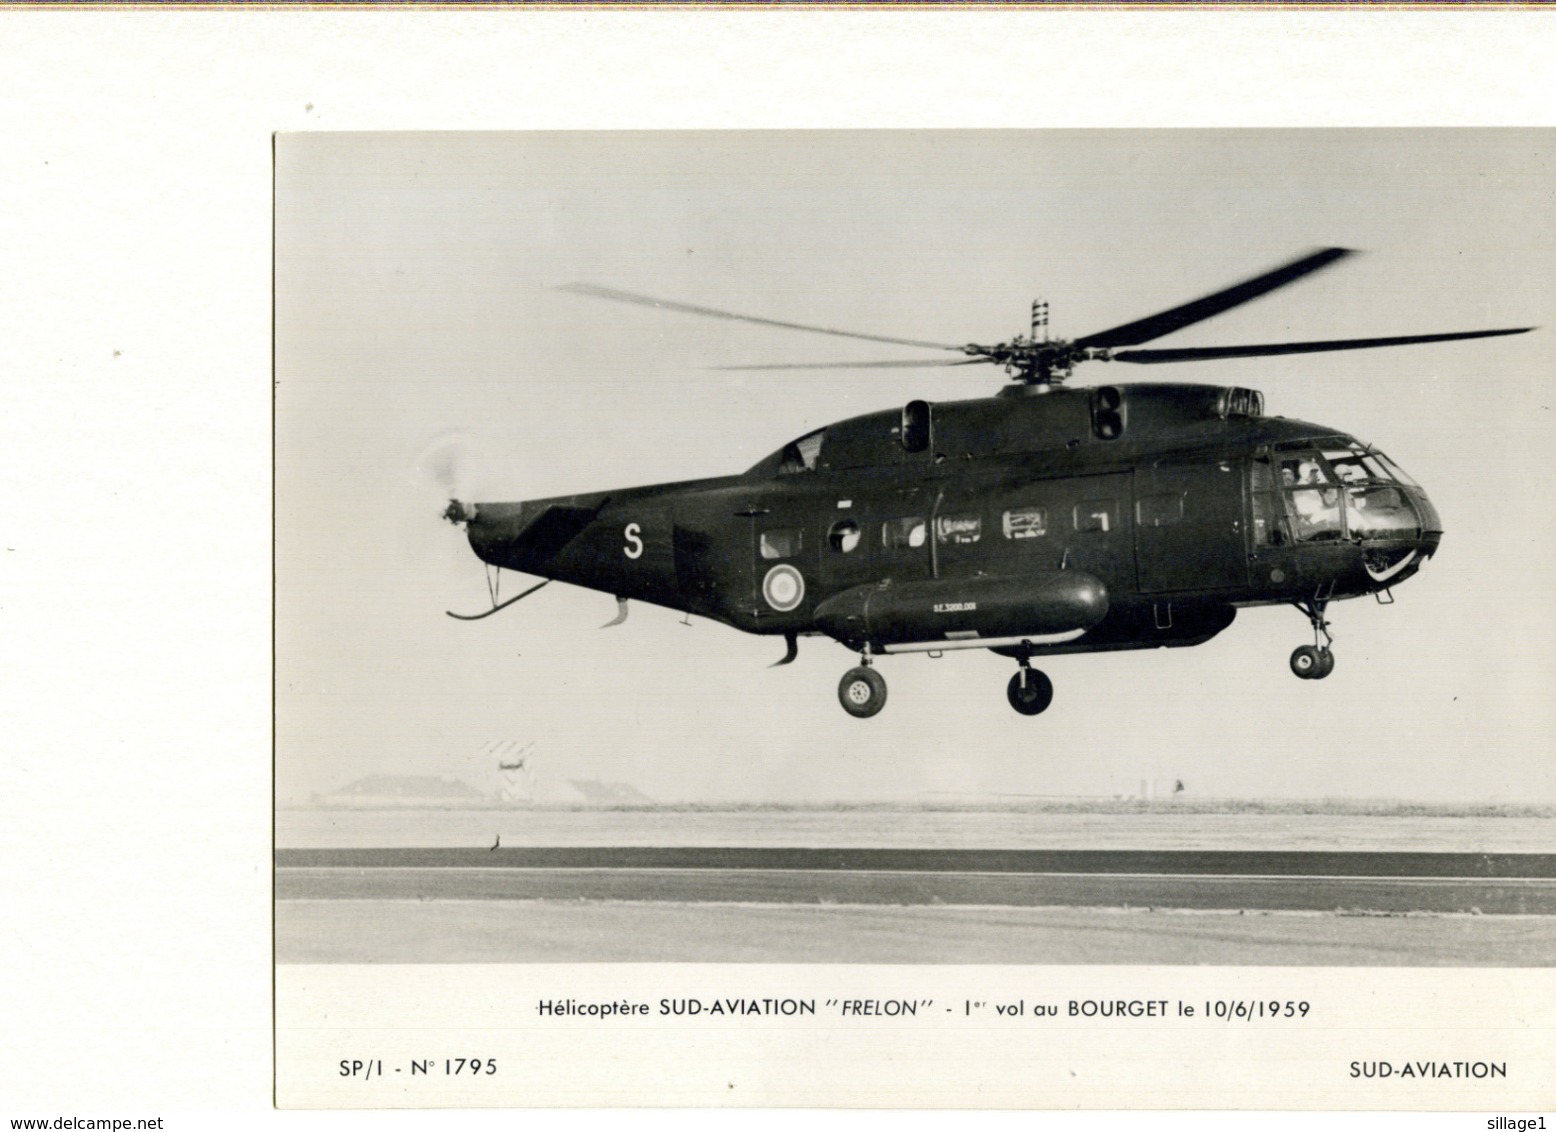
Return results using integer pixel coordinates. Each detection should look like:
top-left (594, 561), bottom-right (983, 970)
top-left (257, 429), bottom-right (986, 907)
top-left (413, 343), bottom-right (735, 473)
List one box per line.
top-left (623, 523), bottom-right (644, 560)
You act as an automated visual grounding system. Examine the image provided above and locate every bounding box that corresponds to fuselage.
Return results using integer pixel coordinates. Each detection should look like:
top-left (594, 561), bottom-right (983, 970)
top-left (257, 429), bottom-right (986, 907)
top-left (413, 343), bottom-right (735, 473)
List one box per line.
top-left (459, 383), bottom-right (1441, 658)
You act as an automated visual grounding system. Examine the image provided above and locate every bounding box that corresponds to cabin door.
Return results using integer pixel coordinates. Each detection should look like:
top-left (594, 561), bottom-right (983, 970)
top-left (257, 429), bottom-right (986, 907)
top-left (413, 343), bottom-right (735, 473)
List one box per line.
top-left (1134, 458), bottom-right (1248, 593)
top-left (749, 505), bottom-right (818, 624)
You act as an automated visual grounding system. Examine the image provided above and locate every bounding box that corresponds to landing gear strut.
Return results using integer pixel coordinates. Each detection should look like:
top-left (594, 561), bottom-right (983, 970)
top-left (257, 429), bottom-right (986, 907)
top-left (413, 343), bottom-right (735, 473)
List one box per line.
top-left (1289, 597), bottom-right (1336, 680)
top-left (1006, 656), bottom-right (1054, 716)
top-left (838, 655), bottom-right (887, 718)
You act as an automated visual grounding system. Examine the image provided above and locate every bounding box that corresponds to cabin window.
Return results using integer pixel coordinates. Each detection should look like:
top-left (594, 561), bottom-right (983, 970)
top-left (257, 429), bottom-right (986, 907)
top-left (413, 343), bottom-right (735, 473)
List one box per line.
top-left (1002, 506), bottom-right (1048, 540)
top-left (828, 519), bottom-right (861, 553)
top-left (935, 513), bottom-right (982, 545)
top-left (1136, 492), bottom-right (1184, 528)
top-left (760, 528), bottom-right (804, 559)
top-left (1073, 500), bottom-right (1117, 534)
top-left (777, 429), bottom-right (824, 475)
top-left (881, 517), bottom-right (928, 550)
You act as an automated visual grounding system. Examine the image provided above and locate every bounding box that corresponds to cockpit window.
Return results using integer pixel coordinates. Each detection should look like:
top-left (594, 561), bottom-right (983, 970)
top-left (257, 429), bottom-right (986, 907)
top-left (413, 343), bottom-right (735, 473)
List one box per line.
top-left (1323, 448), bottom-right (1390, 485)
top-left (1373, 452), bottom-right (1419, 488)
top-left (1290, 486), bottom-right (1344, 542)
top-left (1274, 444), bottom-right (1422, 544)
top-left (1324, 451), bottom-right (1371, 484)
top-left (1280, 456), bottom-right (1332, 488)
top-left (1318, 443), bottom-right (1417, 487)
top-left (777, 429), bottom-right (824, 475)
top-left (1345, 485), bottom-right (1421, 540)
top-left (1279, 452), bottom-right (1342, 542)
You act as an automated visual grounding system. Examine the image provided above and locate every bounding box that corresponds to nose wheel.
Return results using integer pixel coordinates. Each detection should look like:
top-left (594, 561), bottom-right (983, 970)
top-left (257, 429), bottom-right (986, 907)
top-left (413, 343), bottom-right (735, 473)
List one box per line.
top-left (1289, 597), bottom-right (1336, 680)
top-left (1006, 659), bottom-right (1054, 715)
top-left (1289, 644), bottom-right (1335, 680)
top-left (838, 660), bottom-right (887, 718)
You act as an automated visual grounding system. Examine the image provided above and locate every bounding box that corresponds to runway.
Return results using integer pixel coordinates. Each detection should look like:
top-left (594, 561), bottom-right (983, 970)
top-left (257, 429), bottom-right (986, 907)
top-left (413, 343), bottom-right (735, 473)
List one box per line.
top-left (275, 847), bottom-right (1556, 915)
top-left (275, 845), bottom-right (1556, 963)
top-left (275, 805), bottom-right (1556, 852)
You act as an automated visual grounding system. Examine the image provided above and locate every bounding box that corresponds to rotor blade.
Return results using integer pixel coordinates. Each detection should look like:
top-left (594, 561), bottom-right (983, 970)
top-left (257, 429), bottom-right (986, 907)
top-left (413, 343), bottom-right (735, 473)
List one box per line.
top-left (1107, 326), bottom-right (1535, 364)
top-left (1075, 247), bottom-right (1355, 350)
top-left (559, 282), bottom-right (963, 351)
top-left (711, 358), bottom-right (995, 371)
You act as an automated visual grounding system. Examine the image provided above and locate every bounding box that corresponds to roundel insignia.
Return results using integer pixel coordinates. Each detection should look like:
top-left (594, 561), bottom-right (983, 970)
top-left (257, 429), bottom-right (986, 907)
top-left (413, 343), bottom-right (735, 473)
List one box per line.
top-left (762, 564), bottom-right (805, 612)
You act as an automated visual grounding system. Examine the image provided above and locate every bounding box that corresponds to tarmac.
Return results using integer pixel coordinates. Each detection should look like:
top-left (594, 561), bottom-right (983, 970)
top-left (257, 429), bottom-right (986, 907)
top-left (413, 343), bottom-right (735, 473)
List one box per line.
top-left (274, 813), bottom-right (1556, 964)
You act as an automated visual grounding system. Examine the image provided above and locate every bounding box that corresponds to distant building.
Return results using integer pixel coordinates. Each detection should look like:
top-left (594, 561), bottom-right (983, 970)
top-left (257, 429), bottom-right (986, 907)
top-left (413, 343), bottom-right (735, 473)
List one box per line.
top-left (480, 739), bottom-right (652, 806)
top-left (313, 759), bottom-right (653, 809)
top-left (320, 774), bottom-right (487, 808)
top-left (568, 779), bottom-right (653, 806)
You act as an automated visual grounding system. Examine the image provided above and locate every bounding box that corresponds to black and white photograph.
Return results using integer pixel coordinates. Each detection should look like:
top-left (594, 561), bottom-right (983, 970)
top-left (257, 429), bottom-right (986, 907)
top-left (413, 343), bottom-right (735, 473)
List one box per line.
top-left (6, 10), bottom-right (1556, 1125)
top-left (272, 128), bottom-right (1555, 1106)
top-left (276, 128), bottom-right (1554, 958)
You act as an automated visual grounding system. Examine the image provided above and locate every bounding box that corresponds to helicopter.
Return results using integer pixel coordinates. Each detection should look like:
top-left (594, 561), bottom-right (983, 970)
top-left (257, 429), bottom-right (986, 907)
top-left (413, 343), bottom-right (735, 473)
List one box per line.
top-left (441, 247), bottom-right (1531, 718)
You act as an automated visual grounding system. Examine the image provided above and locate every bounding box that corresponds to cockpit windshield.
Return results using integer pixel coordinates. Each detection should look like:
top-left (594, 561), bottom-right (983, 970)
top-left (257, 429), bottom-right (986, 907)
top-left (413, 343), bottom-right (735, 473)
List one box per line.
top-left (1371, 452), bottom-right (1418, 488)
top-left (1319, 444), bottom-right (1416, 488)
top-left (1258, 440), bottom-right (1423, 546)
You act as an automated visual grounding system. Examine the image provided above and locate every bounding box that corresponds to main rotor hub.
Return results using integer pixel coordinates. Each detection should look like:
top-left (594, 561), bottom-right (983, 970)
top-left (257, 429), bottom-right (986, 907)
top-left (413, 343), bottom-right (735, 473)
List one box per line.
top-left (965, 337), bottom-right (1101, 385)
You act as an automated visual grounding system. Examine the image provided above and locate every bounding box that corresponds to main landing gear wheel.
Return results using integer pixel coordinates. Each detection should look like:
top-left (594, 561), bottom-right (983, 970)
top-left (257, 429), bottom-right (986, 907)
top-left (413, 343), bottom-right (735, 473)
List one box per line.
top-left (1006, 667), bottom-right (1054, 716)
top-left (838, 665), bottom-right (887, 718)
top-left (1289, 645), bottom-right (1335, 680)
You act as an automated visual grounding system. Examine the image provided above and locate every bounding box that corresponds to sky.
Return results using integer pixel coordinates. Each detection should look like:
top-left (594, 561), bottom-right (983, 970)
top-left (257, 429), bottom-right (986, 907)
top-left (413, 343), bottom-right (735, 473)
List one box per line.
top-left (275, 129), bottom-right (1556, 805)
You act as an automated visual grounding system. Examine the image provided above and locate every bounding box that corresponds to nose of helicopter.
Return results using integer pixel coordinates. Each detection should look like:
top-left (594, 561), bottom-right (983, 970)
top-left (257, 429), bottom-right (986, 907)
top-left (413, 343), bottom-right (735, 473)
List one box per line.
top-left (1409, 485), bottom-right (1443, 553)
top-left (1353, 481), bottom-right (1441, 588)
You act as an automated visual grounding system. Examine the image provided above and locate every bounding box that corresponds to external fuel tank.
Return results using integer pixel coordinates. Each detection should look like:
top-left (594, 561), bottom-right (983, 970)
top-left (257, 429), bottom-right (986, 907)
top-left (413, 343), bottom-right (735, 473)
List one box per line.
top-left (813, 570), bottom-right (1108, 650)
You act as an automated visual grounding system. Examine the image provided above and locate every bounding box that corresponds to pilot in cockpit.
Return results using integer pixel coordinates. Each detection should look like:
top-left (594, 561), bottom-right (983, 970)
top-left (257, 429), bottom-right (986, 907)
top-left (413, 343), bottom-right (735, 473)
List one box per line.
top-left (1290, 459), bottom-right (1342, 537)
